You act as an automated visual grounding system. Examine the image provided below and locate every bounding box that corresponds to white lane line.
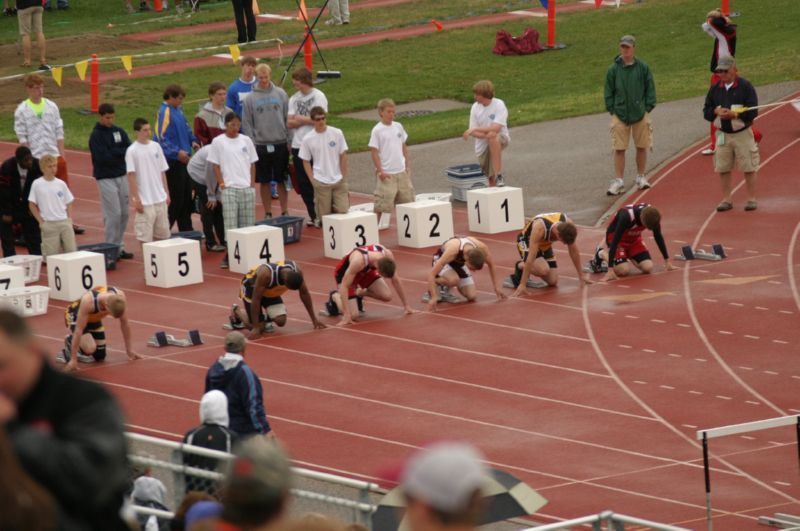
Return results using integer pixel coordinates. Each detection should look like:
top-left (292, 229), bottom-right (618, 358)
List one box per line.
top-left (660, 385), bottom-right (675, 390)
top-left (668, 353), bottom-right (681, 358)
top-left (739, 366), bottom-right (754, 371)
top-left (718, 330), bottom-right (734, 335)
top-left (642, 348), bottom-right (656, 353)
top-left (779, 310), bottom-right (794, 315)
top-left (618, 344), bottom-right (632, 349)
top-left (773, 339), bottom-right (789, 344)
top-left (756, 306), bottom-right (769, 310)
top-left (744, 335), bottom-right (760, 340)
top-left (768, 280), bottom-right (783, 285)
top-left (764, 371), bottom-right (779, 376)
top-left (633, 380), bottom-right (648, 385)
top-left (682, 424), bottom-right (698, 429)
top-left (651, 318), bottom-right (666, 324)
top-left (694, 358), bottom-right (707, 362)
top-left (740, 435), bottom-right (756, 441)
top-left (715, 395), bottom-right (733, 400)
top-left (704, 298), bottom-right (718, 303)
top-left (746, 401), bottom-right (761, 406)
top-left (689, 390), bottom-right (703, 395)
top-left (602, 311), bottom-right (616, 316)
top-left (729, 302), bottom-right (744, 307)
top-left (624, 315), bottom-right (639, 319)
top-left (677, 323), bottom-right (691, 328)
top-left (774, 481), bottom-right (792, 487)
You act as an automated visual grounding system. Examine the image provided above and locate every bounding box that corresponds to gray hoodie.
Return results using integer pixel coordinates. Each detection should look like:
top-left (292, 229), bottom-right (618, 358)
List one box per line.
top-left (199, 389), bottom-right (229, 427)
top-left (241, 82), bottom-right (289, 145)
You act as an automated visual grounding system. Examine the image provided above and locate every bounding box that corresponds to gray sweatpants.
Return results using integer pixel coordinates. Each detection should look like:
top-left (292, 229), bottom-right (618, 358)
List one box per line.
top-left (96, 176), bottom-right (130, 250)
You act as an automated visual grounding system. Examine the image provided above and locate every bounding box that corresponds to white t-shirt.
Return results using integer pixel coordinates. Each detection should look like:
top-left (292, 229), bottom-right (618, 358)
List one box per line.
top-left (207, 133), bottom-right (258, 189)
top-left (469, 97), bottom-right (510, 155)
top-left (28, 177), bottom-right (74, 221)
top-left (298, 126), bottom-right (348, 184)
top-left (368, 121), bottom-right (408, 174)
top-left (288, 88), bottom-right (329, 150)
top-left (125, 140), bottom-right (169, 206)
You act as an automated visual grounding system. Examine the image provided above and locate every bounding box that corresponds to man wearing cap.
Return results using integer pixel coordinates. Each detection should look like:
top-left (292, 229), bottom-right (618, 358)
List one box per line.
top-left (402, 442), bottom-right (488, 531)
top-left (604, 35), bottom-right (656, 196)
top-left (205, 332), bottom-right (275, 439)
top-left (702, 55), bottom-right (759, 212)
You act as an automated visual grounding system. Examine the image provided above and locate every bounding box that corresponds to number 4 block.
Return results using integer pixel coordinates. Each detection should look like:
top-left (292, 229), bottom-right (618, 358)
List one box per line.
top-left (396, 200), bottom-right (454, 248)
top-left (226, 225), bottom-right (285, 274)
top-left (467, 187), bottom-right (525, 234)
top-left (47, 251), bottom-right (107, 301)
top-left (143, 238), bottom-right (203, 288)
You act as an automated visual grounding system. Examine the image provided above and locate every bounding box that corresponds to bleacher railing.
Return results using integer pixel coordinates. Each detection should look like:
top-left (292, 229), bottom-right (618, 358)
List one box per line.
top-left (522, 510), bottom-right (691, 530)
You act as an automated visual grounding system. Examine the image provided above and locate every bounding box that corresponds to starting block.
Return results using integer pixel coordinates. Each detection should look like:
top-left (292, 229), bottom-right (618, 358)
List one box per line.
top-left (147, 330), bottom-right (203, 347)
top-left (675, 244), bottom-right (726, 261)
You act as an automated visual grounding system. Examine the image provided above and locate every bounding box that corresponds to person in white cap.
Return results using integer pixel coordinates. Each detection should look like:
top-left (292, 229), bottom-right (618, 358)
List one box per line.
top-left (401, 442), bottom-right (488, 531)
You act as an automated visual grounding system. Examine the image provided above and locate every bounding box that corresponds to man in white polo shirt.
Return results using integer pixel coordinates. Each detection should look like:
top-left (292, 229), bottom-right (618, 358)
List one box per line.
top-left (463, 79), bottom-right (510, 187)
top-left (298, 106), bottom-right (349, 218)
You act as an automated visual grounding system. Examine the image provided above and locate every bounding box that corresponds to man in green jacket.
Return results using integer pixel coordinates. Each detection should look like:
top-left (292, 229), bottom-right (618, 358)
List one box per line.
top-left (604, 35), bottom-right (656, 196)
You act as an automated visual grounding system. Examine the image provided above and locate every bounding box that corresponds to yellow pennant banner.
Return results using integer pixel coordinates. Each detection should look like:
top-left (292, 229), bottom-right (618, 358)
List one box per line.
top-left (51, 67), bottom-right (63, 87)
top-left (121, 55), bottom-right (133, 75)
top-left (229, 44), bottom-right (241, 64)
top-left (74, 60), bottom-right (88, 81)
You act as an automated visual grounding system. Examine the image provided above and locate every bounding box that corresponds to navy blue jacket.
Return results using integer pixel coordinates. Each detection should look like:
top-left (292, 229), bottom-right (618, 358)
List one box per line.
top-left (204, 355), bottom-right (271, 436)
top-left (703, 76), bottom-right (758, 133)
top-left (88, 122), bottom-right (131, 180)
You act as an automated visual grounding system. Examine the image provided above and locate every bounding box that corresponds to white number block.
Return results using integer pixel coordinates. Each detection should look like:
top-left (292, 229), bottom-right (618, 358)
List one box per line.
top-left (396, 200), bottom-right (454, 248)
top-left (226, 225), bottom-right (284, 274)
top-left (0, 264), bottom-right (25, 292)
top-left (47, 251), bottom-right (107, 301)
top-left (322, 211), bottom-right (379, 259)
top-left (143, 238), bottom-right (203, 288)
top-left (467, 186), bottom-right (525, 234)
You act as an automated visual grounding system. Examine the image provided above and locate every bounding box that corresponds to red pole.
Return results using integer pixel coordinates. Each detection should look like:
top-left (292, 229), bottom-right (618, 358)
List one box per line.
top-left (721, 0), bottom-right (730, 16)
top-left (303, 27), bottom-right (313, 70)
top-left (547, 0), bottom-right (556, 48)
top-left (90, 53), bottom-right (99, 113)
top-left (154, 0), bottom-right (163, 12)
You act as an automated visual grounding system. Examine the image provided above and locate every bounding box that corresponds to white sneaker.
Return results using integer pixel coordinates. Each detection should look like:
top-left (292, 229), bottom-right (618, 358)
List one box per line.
top-left (378, 213), bottom-right (391, 230)
top-left (701, 148), bottom-right (715, 156)
top-left (635, 175), bottom-right (651, 190)
top-left (495, 174), bottom-right (505, 187)
top-left (325, 18), bottom-right (341, 25)
top-left (606, 178), bottom-right (624, 196)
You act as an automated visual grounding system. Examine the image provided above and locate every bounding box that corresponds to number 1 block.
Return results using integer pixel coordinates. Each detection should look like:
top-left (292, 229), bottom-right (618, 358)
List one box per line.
top-left (226, 225), bottom-right (285, 274)
top-left (467, 187), bottom-right (525, 234)
top-left (322, 211), bottom-right (379, 259)
top-left (396, 200), bottom-right (454, 248)
top-left (143, 238), bottom-right (203, 288)
top-left (47, 251), bottom-right (107, 301)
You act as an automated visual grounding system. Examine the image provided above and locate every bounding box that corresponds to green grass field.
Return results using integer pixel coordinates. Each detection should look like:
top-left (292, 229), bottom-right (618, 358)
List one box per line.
top-left (1, 0), bottom-right (798, 151)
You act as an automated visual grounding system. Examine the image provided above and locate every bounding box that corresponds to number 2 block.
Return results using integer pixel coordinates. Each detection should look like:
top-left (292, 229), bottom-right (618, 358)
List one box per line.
top-left (47, 251), bottom-right (107, 301)
top-left (396, 200), bottom-right (454, 248)
top-left (143, 238), bottom-right (203, 288)
top-left (226, 225), bottom-right (285, 274)
top-left (322, 211), bottom-right (379, 259)
top-left (467, 187), bottom-right (525, 234)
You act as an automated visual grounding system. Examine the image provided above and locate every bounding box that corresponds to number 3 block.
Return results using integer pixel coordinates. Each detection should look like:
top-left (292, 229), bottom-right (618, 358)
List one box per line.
top-left (226, 225), bottom-right (285, 274)
top-left (47, 251), bottom-right (107, 301)
top-left (143, 238), bottom-right (203, 288)
top-left (396, 200), bottom-right (454, 248)
top-left (467, 186), bottom-right (525, 234)
top-left (322, 211), bottom-right (379, 259)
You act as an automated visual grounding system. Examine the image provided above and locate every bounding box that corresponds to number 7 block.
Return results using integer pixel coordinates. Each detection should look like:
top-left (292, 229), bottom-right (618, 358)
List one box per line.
top-left (467, 187), bottom-right (525, 234)
top-left (143, 238), bottom-right (203, 288)
top-left (396, 200), bottom-right (454, 248)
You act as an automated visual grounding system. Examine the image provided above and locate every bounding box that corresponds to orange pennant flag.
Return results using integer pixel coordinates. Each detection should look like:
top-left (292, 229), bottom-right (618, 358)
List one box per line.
top-left (297, 0), bottom-right (308, 22)
top-left (74, 60), bottom-right (88, 81)
top-left (431, 19), bottom-right (443, 32)
top-left (51, 67), bottom-right (63, 87)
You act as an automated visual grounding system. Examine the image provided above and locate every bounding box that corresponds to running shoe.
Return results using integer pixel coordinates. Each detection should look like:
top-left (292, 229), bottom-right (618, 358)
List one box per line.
top-left (606, 178), bottom-right (624, 196)
top-left (635, 175), bottom-right (651, 190)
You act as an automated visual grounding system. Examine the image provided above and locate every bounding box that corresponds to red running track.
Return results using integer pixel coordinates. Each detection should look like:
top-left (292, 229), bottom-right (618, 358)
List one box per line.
top-left (2, 92), bottom-right (799, 528)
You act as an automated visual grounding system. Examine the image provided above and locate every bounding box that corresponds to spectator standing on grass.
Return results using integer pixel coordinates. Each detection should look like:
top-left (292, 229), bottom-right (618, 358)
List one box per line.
top-left (299, 106), bottom-right (350, 218)
top-left (231, 0), bottom-right (257, 44)
top-left (187, 145), bottom-right (227, 253)
top-left (89, 103), bottom-right (135, 260)
top-left (16, 0), bottom-right (47, 69)
top-left (208, 112), bottom-right (258, 269)
top-left (156, 84), bottom-right (200, 232)
top-left (242, 63), bottom-right (290, 220)
top-left (126, 118), bottom-right (172, 249)
top-left (463, 80), bottom-right (509, 188)
top-left (326, 0), bottom-right (349, 25)
top-left (27, 153), bottom-right (76, 258)
top-left (701, 9), bottom-right (737, 156)
top-left (369, 98), bottom-right (414, 230)
top-left (288, 67), bottom-right (327, 227)
top-left (0, 309), bottom-right (131, 530)
top-left (0, 146), bottom-right (42, 256)
top-left (604, 35), bottom-right (656, 196)
top-left (195, 82), bottom-right (233, 147)
top-left (182, 390), bottom-right (238, 495)
top-left (702, 55), bottom-right (759, 212)
top-left (205, 331), bottom-right (275, 439)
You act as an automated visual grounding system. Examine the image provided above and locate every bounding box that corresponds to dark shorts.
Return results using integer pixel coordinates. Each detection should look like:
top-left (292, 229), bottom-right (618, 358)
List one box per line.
top-left (255, 143), bottom-right (289, 184)
top-left (520, 247), bottom-right (557, 269)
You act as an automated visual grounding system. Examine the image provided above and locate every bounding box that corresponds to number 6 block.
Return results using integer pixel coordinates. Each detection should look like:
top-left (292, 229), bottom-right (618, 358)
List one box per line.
top-left (467, 186), bottom-right (525, 234)
top-left (322, 211), bottom-right (379, 259)
top-left (143, 238), bottom-right (203, 288)
top-left (396, 200), bottom-right (454, 248)
top-left (47, 250), bottom-right (107, 301)
top-left (226, 225), bottom-right (285, 274)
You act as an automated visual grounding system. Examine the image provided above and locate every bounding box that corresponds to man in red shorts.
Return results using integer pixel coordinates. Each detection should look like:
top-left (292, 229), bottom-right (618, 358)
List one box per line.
top-left (587, 203), bottom-right (677, 281)
top-left (324, 244), bottom-right (415, 326)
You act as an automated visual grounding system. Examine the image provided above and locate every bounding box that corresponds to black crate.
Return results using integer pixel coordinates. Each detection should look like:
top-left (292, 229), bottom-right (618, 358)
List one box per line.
top-left (78, 243), bottom-right (120, 271)
top-left (255, 216), bottom-right (304, 244)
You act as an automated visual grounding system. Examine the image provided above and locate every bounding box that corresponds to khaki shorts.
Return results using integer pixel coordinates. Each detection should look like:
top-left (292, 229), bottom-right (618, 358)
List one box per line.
top-left (611, 113), bottom-right (652, 150)
top-left (374, 170), bottom-right (415, 214)
top-left (477, 134), bottom-right (509, 177)
top-left (18, 6), bottom-right (43, 36)
top-left (714, 127), bottom-right (760, 173)
top-left (134, 201), bottom-right (171, 242)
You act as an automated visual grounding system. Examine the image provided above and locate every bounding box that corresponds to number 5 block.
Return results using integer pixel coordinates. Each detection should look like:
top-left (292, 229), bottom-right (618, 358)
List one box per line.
top-left (47, 251), bottom-right (107, 301)
top-left (396, 200), bottom-right (454, 248)
top-left (322, 211), bottom-right (379, 259)
top-left (143, 238), bottom-right (203, 288)
top-left (226, 225), bottom-right (285, 274)
top-left (467, 187), bottom-right (525, 234)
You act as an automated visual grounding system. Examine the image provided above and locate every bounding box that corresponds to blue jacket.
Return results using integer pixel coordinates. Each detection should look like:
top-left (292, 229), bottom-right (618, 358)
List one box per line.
top-left (155, 101), bottom-right (196, 161)
top-left (205, 354), bottom-right (271, 436)
top-left (88, 122), bottom-right (131, 180)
